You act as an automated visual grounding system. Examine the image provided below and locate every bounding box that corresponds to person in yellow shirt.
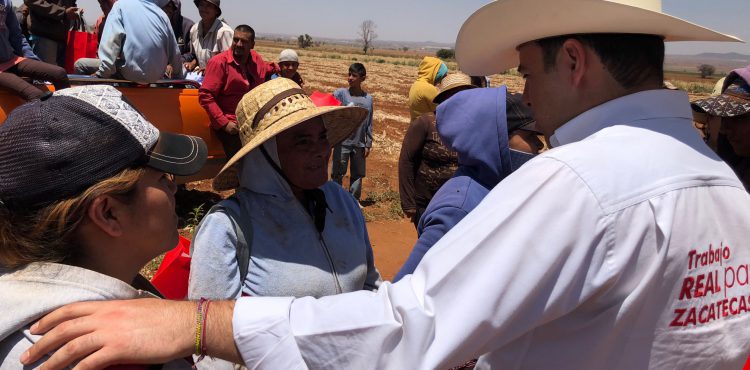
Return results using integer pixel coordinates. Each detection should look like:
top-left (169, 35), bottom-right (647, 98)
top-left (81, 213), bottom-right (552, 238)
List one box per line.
top-left (408, 56), bottom-right (447, 121)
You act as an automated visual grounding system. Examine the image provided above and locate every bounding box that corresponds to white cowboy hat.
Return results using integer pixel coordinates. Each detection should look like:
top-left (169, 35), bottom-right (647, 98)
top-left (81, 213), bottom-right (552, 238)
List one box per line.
top-left (456, 0), bottom-right (743, 75)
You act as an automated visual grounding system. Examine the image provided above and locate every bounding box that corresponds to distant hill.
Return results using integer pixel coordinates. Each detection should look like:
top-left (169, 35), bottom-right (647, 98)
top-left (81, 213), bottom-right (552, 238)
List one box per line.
top-left (665, 52), bottom-right (750, 74)
top-left (257, 32), bottom-right (453, 51)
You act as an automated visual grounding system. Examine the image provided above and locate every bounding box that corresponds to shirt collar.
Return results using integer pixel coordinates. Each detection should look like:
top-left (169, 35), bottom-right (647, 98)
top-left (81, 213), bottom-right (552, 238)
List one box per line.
top-left (549, 89), bottom-right (693, 147)
top-left (228, 49), bottom-right (254, 67)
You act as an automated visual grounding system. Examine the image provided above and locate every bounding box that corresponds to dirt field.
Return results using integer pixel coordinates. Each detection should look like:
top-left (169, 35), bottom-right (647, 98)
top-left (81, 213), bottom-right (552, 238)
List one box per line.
top-left (153, 42), bottom-right (717, 281)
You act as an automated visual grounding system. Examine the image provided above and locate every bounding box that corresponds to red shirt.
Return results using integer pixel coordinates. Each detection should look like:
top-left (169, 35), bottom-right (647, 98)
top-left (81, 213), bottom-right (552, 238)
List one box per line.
top-left (199, 49), bottom-right (278, 130)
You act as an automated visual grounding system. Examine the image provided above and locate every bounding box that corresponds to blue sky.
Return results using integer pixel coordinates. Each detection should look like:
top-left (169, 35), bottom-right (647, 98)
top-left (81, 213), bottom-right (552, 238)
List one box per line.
top-left (22, 0), bottom-right (750, 55)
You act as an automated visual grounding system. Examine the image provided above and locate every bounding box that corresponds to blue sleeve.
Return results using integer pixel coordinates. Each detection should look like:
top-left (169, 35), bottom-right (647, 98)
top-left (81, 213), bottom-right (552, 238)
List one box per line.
top-left (188, 210), bottom-right (243, 300)
top-left (365, 95), bottom-right (373, 148)
top-left (96, 5), bottom-right (124, 78)
top-left (393, 205), bottom-right (469, 282)
top-left (333, 88), bottom-right (346, 105)
top-left (6, 3), bottom-right (36, 59)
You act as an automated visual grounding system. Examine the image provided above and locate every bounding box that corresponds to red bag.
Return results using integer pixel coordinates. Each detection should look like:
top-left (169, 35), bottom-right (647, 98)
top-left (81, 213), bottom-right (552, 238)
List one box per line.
top-left (64, 16), bottom-right (98, 74)
top-left (151, 236), bottom-right (192, 300)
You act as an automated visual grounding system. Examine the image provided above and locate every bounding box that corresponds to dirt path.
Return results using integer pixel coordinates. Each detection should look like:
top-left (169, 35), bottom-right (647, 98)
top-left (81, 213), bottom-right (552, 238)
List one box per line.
top-left (366, 219), bottom-right (417, 281)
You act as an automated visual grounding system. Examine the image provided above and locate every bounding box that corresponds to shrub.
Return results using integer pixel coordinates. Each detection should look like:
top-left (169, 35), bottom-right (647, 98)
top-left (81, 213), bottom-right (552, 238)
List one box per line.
top-left (436, 48), bottom-right (455, 59)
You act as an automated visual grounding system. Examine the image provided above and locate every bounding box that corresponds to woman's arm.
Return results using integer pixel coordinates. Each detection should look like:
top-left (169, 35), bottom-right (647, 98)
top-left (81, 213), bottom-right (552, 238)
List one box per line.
top-left (398, 115), bottom-right (429, 215)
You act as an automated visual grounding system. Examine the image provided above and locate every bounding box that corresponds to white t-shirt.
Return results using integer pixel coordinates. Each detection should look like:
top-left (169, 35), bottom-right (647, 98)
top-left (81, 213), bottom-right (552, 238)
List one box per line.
top-left (231, 90), bottom-right (750, 370)
top-left (189, 19), bottom-right (233, 68)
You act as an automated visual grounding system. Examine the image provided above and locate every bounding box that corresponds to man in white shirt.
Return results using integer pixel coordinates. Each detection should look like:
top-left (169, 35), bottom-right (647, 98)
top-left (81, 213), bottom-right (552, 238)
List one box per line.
top-left (20, 1), bottom-right (750, 369)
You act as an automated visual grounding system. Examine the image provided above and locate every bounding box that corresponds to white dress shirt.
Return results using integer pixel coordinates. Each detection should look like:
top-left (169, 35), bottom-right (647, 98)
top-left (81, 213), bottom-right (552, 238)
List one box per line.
top-left (232, 90), bottom-right (750, 370)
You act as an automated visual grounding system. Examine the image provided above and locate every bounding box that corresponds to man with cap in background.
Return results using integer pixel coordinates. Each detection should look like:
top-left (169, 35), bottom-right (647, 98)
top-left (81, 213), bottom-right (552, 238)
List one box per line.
top-left (20, 1), bottom-right (750, 370)
top-left (692, 65), bottom-right (750, 191)
top-left (271, 48), bottom-right (304, 87)
top-left (199, 24), bottom-right (278, 158)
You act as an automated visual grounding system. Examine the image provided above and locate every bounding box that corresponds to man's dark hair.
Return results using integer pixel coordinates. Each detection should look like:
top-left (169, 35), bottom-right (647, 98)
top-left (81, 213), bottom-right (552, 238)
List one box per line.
top-left (235, 24), bottom-right (255, 39)
top-left (535, 33), bottom-right (665, 89)
top-left (349, 63), bottom-right (366, 77)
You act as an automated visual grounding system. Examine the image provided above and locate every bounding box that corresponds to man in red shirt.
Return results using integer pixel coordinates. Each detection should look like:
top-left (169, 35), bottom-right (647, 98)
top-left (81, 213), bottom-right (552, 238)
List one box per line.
top-left (199, 24), bottom-right (277, 158)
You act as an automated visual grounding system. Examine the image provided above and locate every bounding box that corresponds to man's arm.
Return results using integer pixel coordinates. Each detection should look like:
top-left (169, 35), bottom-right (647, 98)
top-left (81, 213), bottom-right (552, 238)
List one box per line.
top-left (95, 6), bottom-right (123, 79)
top-left (22, 299), bottom-right (242, 369)
top-left (23, 158), bottom-right (613, 370)
top-left (198, 59), bottom-right (232, 130)
top-left (398, 115), bottom-right (429, 217)
top-left (364, 96), bottom-right (374, 156)
top-left (6, 3), bottom-right (36, 59)
top-left (231, 157), bottom-right (612, 369)
top-left (23, 0), bottom-right (69, 21)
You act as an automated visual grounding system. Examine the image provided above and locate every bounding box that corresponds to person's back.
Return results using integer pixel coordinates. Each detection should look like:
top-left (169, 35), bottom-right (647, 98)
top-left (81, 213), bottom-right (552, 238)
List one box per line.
top-left (98, 0), bottom-right (181, 83)
top-left (394, 86), bottom-right (538, 282)
top-left (476, 89), bottom-right (750, 368)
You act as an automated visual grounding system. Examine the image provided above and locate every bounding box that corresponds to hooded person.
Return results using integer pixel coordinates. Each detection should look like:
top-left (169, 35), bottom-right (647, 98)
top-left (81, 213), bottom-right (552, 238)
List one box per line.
top-left (162, 0), bottom-right (195, 62)
top-left (394, 86), bottom-right (541, 281)
top-left (399, 72), bottom-right (473, 227)
top-left (692, 64), bottom-right (750, 190)
top-left (188, 78), bottom-right (381, 304)
top-left (408, 56), bottom-right (447, 120)
top-left (0, 85), bottom-right (207, 369)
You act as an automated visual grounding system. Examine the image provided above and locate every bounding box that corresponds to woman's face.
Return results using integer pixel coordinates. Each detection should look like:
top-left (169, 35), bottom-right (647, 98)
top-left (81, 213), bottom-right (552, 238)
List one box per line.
top-left (721, 114), bottom-right (750, 157)
top-left (123, 168), bottom-right (179, 260)
top-left (276, 117), bottom-right (331, 191)
top-left (197, 0), bottom-right (219, 22)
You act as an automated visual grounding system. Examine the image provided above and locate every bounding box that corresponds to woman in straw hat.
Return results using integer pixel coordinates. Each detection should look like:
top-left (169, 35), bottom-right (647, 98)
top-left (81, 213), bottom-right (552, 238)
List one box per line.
top-left (0, 85), bottom-right (206, 368)
top-left (188, 78), bottom-right (381, 302)
top-left (399, 72), bottom-right (476, 229)
top-left (692, 64), bottom-right (750, 191)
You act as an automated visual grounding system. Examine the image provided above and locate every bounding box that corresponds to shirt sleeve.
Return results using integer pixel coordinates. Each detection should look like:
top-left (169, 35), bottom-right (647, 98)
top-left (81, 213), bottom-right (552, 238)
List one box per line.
top-left (188, 210), bottom-right (243, 300)
top-left (233, 156), bottom-right (615, 369)
top-left (398, 116), bottom-right (429, 214)
top-left (23, 0), bottom-right (67, 21)
top-left (95, 6), bottom-right (123, 78)
top-left (215, 27), bottom-right (233, 54)
top-left (198, 58), bottom-right (231, 130)
top-left (6, 4), bottom-right (35, 59)
top-left (365, 96), bottom-right (374, 148)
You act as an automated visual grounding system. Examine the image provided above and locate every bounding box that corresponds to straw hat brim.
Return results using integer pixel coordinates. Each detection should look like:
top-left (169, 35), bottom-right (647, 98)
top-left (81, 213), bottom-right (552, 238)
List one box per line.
top-left (434, 84), bottom-right (477, 104)
top-left (212, 105), bottom-right (368, 191)
top-left (455, 0), bottom-right (742, 76)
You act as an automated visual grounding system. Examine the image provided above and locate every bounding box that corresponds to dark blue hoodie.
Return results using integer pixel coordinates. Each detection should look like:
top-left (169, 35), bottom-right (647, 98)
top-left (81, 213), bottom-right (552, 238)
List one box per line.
top-left (394, 86), bottom-right (533, 281)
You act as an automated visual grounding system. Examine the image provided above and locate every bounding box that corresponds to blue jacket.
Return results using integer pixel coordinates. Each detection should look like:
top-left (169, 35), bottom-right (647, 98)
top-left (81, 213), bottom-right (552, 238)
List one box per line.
top-left (0, 0), bottom-right (36, 63)
top-left (394, 86), bottom-right (532, 281)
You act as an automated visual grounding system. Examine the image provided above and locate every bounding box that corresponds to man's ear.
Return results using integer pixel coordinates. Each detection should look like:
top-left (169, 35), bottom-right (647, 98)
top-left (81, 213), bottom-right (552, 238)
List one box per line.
top-left (86, 195), bottom-right (125, 238)
top-left (559, 38), bottom-right (588, 87)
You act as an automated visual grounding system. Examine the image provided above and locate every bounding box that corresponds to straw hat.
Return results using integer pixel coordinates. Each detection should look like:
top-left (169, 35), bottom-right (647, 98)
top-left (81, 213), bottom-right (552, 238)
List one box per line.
top-left (456, 0), bottom-right (742, 75)
top-left (433, 73), bottom-right (477, 104)
top-left (213, 78), bottom-right (367, 190)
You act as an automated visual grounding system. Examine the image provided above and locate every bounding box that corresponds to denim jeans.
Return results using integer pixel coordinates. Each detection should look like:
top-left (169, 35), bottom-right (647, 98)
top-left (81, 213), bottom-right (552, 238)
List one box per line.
top-left (331, 144), bottom-right (366, 200)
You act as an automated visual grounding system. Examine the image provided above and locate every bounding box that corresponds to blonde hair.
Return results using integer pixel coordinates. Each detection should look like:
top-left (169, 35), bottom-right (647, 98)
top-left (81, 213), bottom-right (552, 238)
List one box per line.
top-left (0, 167), bottom-right (146, 269)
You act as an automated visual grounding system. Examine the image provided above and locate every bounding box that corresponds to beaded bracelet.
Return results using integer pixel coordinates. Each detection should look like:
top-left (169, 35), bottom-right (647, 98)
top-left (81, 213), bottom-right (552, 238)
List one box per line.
top-left (193, 298), bottom-right (211, 364)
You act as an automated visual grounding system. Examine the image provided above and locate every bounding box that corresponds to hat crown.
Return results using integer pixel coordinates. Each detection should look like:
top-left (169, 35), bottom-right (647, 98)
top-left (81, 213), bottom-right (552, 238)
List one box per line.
top-left (235, 78), bottom-right (313, 145)
top-left (437, 73), bottom-right (473, 93)
top-left (608, 0), bottom-right (660, 12)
